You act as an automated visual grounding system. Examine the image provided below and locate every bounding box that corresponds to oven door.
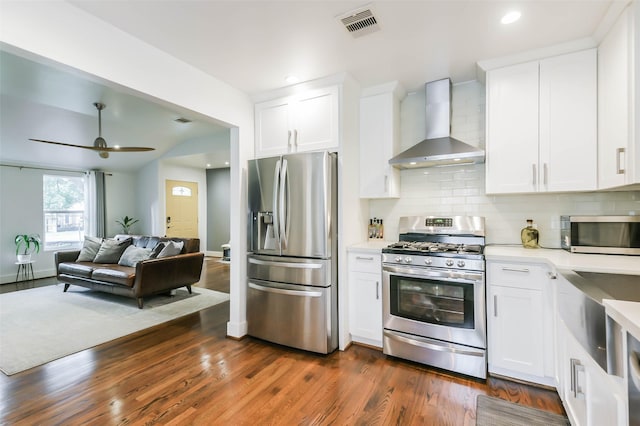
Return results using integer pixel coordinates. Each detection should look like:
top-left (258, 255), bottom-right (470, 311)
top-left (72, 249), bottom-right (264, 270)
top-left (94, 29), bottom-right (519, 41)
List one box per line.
top-left (382, 264), bottom-right (486, 349)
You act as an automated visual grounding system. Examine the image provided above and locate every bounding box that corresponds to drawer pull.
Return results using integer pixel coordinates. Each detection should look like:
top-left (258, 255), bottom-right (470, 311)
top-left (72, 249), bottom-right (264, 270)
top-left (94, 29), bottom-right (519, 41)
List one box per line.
top-left (356, 256), bottom-right (375, 261)
top-left (501, 267), bottom-right (530, 273)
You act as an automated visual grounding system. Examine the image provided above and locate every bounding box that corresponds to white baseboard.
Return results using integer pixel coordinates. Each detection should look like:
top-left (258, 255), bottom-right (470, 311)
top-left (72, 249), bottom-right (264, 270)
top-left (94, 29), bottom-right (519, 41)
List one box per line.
top-left (0, 267), bottom-right (57, 285)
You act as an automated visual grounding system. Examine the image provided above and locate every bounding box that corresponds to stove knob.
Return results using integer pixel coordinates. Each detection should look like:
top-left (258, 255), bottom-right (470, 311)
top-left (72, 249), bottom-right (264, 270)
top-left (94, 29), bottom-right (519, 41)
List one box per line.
top-left (445, 259), bottom-right (454, 267)
top-left (404, 257), bottom-right (412, 264)
top-left (424, 258), bottom-right (433, 265)
top-left (457, 260), bottom-right (466, 268)
top-left (395, 257), bottom-right (402, 263)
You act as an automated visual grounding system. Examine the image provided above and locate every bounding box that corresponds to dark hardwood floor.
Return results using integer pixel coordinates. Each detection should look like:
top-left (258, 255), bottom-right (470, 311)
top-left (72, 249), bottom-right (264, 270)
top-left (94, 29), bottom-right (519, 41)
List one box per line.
top-left (1, 256), bottom-right (564, 425)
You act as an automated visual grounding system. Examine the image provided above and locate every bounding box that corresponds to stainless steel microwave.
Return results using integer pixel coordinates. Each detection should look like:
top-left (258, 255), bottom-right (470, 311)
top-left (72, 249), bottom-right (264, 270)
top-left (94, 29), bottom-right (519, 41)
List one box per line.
top-left (561, 215), bottom-right (640, 255)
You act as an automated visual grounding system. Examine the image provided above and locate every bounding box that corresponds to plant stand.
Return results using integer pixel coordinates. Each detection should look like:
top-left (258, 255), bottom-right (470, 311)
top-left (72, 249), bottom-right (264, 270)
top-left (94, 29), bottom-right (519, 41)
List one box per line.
top-left (15, 260), bottom-right (35, 283)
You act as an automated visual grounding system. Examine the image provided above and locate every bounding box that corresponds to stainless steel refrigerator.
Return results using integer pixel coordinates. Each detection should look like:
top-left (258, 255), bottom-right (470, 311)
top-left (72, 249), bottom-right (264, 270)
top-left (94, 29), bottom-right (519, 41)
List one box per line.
top-left (247, 151), bottom-right (338, 354)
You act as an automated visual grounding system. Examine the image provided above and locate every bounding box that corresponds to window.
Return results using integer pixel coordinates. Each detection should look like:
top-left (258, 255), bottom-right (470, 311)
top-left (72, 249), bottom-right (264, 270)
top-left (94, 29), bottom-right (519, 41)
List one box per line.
top-left (172, 186), bottom-right (192, 197)
top-left (43, 174), bottom-right (86, 251)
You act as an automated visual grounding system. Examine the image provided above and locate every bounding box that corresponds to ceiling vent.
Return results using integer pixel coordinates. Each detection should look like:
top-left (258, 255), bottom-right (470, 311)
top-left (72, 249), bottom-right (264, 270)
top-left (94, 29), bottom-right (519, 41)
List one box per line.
top-left (174, 117), bottom-right (192, 124)
top-left (338, 6), bottom-right (380, 38)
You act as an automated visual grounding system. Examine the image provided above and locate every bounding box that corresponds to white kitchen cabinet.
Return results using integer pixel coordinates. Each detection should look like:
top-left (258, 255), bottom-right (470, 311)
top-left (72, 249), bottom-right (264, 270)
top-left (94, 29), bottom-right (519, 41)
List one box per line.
top-left (348, 250), bottom-right (382, 348)
top-left (598, 3), bottom-right (639, 189)
top-left (486, 260), bottom-right (555, 386)
top-left (558, 317), bottom-right (626, 426)
top-left (254, 85), bottom-right (339, 158)
top-left (359, 82), bottom-right (405, 198)
top-left (486, 48), bottom-right (597, 194)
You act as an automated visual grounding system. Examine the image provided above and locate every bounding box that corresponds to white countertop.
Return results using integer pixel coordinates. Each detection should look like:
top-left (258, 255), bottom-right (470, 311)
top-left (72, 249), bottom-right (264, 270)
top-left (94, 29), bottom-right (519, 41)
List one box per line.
top-left (604, 300), bottom-right (640, 341)
top-left (485, 245), bottom-right (640, 275)
top-left (348, 240), bottom-right (393, 252)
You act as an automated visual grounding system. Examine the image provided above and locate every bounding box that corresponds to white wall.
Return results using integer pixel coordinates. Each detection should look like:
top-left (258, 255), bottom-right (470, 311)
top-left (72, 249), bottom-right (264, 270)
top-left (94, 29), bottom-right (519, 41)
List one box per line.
top-left (106, 171), bottom-right (138, 237)
top-left (0, 1), bottom-right (253, 337)
top-left (369, 81), bottom-right (640, 247)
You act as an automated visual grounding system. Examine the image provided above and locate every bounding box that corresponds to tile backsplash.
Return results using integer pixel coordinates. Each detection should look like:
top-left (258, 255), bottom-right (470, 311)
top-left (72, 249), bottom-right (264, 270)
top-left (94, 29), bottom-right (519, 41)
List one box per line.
top-left (369, 80), bottom-right (640, 247)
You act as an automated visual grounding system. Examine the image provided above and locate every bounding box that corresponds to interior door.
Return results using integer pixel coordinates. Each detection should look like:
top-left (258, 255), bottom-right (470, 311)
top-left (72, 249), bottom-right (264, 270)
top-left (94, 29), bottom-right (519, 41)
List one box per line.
top-left (165, 180), bottom-right (198, 238)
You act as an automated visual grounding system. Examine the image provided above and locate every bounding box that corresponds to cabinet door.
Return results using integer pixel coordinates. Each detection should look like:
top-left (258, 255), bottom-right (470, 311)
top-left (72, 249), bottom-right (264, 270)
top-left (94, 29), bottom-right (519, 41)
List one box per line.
top-left (359, 92), bottom-right (400, 198)
top-left (348, 270), bottom-right (382, 347)
top-left (348, 251), bottom-right (382, 347)
top-left (292, 86), bottom-right (339, 153)
top-left (486, 61), bottom-right (540, 194)
top-left (255, 98), bottom-right (292, 157)
top-left (488, 285), bottom-right (544, 376)
top-left (540, 49), bottom-right (597, 192)
top-left (598, 6), bottom-right (632, 189)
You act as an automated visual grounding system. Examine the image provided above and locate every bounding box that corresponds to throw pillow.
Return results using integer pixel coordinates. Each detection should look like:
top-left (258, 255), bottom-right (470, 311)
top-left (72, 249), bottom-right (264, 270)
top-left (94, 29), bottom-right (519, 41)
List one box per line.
top-left (93, 238), bottom-right (132, 263)
top-left (76, 236), bottom-right (103, 262)
top-left (157, 240), bottom-right (184, 258)
top-left (118, 245), bottom-right (153, 267)
top-left (149, 242), bottom-right (165, 259)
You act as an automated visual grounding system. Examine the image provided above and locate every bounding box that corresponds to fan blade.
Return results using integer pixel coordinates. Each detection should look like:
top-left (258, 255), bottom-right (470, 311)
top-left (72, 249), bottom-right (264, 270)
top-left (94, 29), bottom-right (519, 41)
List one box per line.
top-left (29, 139), bottom-right (154, 152)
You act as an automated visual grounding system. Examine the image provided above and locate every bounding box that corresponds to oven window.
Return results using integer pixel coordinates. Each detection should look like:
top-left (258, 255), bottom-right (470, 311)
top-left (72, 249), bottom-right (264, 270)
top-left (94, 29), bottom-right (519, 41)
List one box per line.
top-left (389, 275), bottom-right (475, 328)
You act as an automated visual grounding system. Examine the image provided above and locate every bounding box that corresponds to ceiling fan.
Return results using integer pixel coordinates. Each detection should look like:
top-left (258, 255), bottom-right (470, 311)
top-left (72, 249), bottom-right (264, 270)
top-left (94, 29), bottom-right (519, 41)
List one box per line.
top-left (29, 102), bottom-right (155, 159)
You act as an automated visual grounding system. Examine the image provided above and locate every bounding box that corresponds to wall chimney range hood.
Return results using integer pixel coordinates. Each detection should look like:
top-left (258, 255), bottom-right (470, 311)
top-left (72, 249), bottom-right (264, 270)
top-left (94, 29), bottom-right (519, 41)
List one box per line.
top-left (389, 78), bottom-right (485, 169)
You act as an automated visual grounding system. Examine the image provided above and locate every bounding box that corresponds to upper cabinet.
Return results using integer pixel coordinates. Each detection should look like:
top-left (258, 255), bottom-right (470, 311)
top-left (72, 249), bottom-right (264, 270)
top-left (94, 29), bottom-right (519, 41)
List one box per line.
top-left (254, 85), bottom-right (340, 158)
top-left (359, 82), bottom-right (405, 198)
top-left (598, 3), bottom-right (639, 189)
top-left (486, 49), bottom-right (597, 194)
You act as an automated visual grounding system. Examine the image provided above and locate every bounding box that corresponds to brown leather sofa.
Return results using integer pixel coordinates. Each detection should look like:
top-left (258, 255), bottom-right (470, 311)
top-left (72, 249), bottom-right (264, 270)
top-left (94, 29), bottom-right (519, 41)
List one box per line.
top-left (54, 235), bottom-right (204, 308)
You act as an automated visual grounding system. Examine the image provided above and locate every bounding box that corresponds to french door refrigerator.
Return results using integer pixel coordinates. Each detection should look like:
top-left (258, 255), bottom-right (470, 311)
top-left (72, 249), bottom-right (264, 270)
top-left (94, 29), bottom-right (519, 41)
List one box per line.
top-left (247, 151), bottom-right (338, 354)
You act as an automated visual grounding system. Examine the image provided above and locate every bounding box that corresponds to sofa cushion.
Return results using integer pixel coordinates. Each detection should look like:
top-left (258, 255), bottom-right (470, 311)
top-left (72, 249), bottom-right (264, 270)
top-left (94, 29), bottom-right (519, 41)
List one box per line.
top-left (93, 238), bottom-right (132, 263)
top-left (91, 266), bottom-right (136, 287)
top-left (58, 262), bottom-right (95, 278)
top-left (118, 245), bottom-right (153, 267)
top-left (76, 236), bottom-right (103, 262)
top-left (157, 240), bottom-right (184, 258)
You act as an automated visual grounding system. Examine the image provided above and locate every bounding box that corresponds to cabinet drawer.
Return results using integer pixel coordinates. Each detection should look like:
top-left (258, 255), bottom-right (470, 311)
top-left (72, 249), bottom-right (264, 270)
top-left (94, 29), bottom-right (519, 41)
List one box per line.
top-left (487, 261), bottom-right (549, 290)
top-left (348, 251), bottom-right (381, 273)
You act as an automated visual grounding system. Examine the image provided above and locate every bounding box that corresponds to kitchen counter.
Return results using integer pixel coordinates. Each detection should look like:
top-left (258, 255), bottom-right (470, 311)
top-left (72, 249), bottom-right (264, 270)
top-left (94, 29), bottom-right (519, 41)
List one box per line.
top-left (604, 299), bottom-right (640, 341)
top-left (484, 245), bottom-right (640, 275)
top-left (348, 240), bottom-right (393, 253)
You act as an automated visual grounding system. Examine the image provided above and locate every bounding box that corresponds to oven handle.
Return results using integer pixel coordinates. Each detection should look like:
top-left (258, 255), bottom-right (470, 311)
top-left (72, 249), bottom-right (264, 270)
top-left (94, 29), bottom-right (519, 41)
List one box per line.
top-left (382, 265), bottom-right (483, 284)
top-left (384, 330), bottom-right (485, 357)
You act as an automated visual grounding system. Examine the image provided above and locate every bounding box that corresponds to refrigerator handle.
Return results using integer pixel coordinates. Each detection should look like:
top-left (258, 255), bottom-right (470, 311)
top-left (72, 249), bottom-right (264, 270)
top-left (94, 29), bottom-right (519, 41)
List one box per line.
top-left (272, 160), bottom-right (281, 244)
top-left (279, 159), bottom-right (288, 248)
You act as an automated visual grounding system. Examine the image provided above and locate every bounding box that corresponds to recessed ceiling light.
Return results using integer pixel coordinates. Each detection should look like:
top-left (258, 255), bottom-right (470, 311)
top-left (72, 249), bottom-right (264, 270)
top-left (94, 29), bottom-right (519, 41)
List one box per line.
top-left (285, 75), bottom-right (299, 84)
top-left (206, 163), bottom-right (211, 168)
top-left (113, 145), bottom-right (120, 149)
top-left (224, 161), bottom-right (229, 166)
top-left (501, 10), bottom-right (521, 24)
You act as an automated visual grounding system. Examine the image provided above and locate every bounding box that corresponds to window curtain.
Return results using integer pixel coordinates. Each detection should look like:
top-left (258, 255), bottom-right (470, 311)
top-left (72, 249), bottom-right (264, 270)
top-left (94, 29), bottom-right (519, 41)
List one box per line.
top-left (87, 170), bottom-right (106, 238)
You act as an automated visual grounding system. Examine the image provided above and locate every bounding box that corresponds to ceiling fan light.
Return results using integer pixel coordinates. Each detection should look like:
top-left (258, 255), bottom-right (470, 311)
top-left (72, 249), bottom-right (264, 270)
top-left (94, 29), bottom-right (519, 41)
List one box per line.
top-left (99, 151), bottom-right (109, 159)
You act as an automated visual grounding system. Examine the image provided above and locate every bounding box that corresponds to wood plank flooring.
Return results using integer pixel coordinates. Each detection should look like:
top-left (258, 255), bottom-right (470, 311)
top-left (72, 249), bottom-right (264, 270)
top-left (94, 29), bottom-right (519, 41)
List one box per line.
top-left (1, 257), bottom-right (564, 425)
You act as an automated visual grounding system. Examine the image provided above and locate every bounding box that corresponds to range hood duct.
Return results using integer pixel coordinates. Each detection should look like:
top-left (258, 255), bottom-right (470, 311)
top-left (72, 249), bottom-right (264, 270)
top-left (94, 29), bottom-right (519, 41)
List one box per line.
top-left (389, 78), bottom-right (485, 169)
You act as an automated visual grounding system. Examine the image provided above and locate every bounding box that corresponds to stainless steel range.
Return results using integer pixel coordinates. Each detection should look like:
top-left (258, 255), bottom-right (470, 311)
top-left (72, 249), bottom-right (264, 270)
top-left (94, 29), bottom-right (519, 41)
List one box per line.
top-left (382, 215), bottom-right (487, 379)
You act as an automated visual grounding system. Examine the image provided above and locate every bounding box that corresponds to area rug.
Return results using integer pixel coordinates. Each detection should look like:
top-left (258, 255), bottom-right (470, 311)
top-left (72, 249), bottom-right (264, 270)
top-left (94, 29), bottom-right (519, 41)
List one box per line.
top-left (476, 395), bottom-right (570, 426)
top-left (0, 284), bottom-right (229, 375)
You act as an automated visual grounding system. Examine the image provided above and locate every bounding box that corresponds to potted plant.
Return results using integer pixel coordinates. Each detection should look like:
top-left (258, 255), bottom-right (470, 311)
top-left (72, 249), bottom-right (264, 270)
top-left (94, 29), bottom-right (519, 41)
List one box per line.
top-left (15, 233), bottom-right (41, 262)
top-left (116, 215), bottom-right (139, 234)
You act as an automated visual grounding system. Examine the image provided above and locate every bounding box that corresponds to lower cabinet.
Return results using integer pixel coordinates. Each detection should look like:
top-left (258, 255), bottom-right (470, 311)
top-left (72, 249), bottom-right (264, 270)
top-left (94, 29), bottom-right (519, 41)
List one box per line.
top-left (486, 260), bottom-right (555, 386)
top-left (348, 250), bottom-right (382, 348)
top-left (558, 317), bottom-right (626, 426)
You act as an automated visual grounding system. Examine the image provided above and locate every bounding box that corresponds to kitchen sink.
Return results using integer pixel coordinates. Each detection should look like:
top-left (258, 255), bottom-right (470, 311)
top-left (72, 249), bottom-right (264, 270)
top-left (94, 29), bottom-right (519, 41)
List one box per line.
top-left (564, 271), bottom-right (640, 304)
top-left (558, 270), bottom-right (640, 372)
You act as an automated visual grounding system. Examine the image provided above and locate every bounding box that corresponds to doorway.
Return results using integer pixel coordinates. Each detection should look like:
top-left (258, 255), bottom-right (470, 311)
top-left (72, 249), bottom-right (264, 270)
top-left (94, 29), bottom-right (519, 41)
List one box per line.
top-left (165, 179), bottom-right (199, 238)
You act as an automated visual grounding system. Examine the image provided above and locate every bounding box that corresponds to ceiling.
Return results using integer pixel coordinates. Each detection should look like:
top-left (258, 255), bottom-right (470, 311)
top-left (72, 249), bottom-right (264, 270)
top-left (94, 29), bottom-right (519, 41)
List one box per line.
top-left (0, 0), bottom-right (620, 172)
